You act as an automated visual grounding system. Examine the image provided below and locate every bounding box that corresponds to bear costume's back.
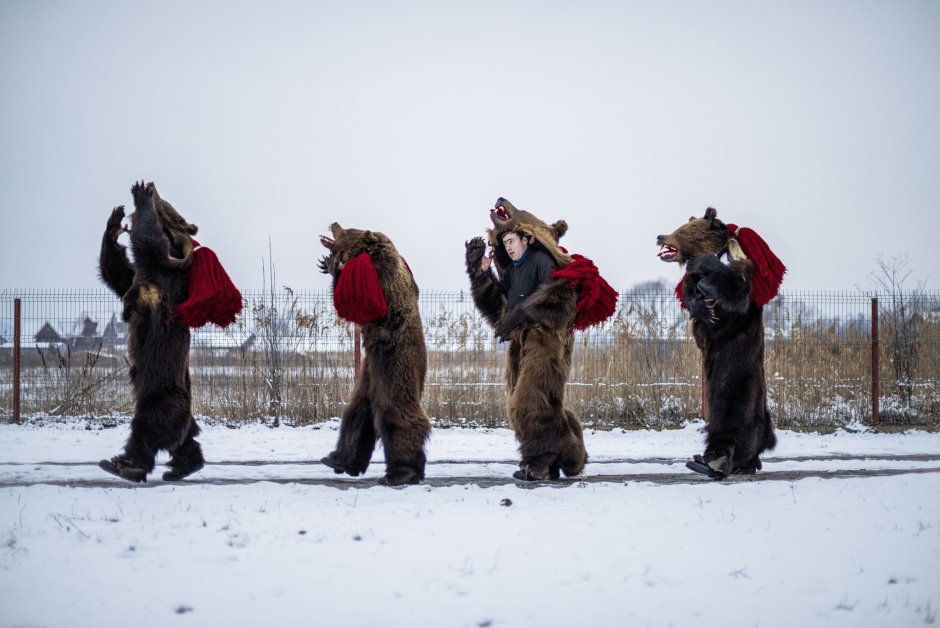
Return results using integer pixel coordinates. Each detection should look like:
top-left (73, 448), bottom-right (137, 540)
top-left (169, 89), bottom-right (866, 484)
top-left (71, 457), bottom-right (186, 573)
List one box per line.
top-left (318, 223), bottom-right (431, 486)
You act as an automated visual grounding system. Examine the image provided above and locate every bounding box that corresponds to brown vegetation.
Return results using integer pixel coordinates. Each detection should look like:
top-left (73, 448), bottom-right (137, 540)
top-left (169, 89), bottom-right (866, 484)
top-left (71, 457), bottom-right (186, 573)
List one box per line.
top-left (2, 289), bottom-right (938, 429)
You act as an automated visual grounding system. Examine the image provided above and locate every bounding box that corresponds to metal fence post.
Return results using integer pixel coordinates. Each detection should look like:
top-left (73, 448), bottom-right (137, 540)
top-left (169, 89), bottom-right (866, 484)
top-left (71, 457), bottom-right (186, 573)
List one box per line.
top-left (13, 298), bottom-right (21, 424)
top-left (871, 297), bottom-right (879, 426)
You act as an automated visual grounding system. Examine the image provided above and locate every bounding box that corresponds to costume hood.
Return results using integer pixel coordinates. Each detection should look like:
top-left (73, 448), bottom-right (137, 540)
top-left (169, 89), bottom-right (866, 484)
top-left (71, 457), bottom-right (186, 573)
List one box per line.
top-left (486, 198), bottom-right (573, 269)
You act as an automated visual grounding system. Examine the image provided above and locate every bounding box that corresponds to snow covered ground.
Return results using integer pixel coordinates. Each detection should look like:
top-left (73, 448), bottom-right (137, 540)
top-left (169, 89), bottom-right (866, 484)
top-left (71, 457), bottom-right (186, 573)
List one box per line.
top-left (1, 420), bottom-right (939, 627)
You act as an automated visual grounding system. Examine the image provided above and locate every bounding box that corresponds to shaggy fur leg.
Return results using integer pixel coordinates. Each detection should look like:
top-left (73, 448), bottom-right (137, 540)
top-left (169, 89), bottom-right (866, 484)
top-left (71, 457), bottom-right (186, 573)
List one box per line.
top-left (509, 342), bottom-right (585, 480)
top-left (164, 420), bottom-right (205, 481)
top-left (513, 452), bottom-right (559, 481)
top-left (377, 405), bottom-right (431, 486)
top-left (117, 420), bottom-right (160, 482)
top-left (516, 415), bottom-right (587, 481)
top-left (560, 409), bottom-right (587, 477)
top-left (322, 392), bottom-right (376, 477)
top-left (733, 456), bottom-right (761, 475)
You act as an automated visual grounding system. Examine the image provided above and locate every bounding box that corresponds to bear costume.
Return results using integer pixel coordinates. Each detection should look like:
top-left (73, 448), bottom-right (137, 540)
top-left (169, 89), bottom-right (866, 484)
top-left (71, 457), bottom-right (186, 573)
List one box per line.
top-left (656, 207), bottom-right (786, 479)
top-left (465, 198), bottom-right (616, 481)
top-left (98, 181), bottom-right (240, 482)
top-left (318, 223), bottom-right (432, 486)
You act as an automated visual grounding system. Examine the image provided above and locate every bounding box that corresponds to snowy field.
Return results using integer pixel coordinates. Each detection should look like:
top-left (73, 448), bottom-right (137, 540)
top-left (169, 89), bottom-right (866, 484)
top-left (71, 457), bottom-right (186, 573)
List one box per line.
top-left (1, 420), bottom-right (939, 628)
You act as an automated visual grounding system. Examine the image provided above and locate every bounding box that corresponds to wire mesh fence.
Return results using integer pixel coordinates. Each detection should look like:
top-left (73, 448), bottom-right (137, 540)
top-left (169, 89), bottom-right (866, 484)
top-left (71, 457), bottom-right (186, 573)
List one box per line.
top-left (2, 288), bottom-right (939, 428)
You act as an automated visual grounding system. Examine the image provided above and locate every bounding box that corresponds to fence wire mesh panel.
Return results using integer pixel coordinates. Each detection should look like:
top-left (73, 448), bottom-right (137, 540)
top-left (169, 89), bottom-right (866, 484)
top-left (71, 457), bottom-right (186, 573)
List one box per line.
top-left (3, 289), bottom-right (939, 428)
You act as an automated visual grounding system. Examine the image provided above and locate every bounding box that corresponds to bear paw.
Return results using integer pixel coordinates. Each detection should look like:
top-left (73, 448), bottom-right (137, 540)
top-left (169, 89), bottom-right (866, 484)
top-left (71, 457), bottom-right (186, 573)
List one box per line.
top-left (380, 467), bottom-right (423, 486)
top-left (99, 456), bottom-right (147, 483)
top-left (162, 461), bottom-right (204, 482)
top-left (320, 453), bottom-right (361, 477)
top-left (130, 180), bottom-right (152, 207)
top-left (465, 236), bottom-right (487, 273)
top-left (106, 205), bottom-right (126, 235)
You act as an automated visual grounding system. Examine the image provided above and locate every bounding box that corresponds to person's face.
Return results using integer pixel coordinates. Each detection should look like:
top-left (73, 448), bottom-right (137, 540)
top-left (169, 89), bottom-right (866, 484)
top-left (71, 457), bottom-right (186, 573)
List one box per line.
top-left (502, 232), bottom-right (528, 261)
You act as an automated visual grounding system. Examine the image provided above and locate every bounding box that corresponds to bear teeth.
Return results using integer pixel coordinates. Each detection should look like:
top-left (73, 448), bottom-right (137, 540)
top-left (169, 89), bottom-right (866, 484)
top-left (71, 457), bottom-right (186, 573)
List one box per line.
top-left (658, 245), bottom-right (677, 260)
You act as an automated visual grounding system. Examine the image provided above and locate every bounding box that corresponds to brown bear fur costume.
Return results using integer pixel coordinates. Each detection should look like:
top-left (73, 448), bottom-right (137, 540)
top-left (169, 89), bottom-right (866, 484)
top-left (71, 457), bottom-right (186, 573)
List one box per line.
top-left (98, 181), bottom-right (204, 482)
top-left (656, 207), bottom-right (784, 479)
top-left (318, 223), bottom-right (431, 486)
top-left (465, 198), bottom-right (591, 481)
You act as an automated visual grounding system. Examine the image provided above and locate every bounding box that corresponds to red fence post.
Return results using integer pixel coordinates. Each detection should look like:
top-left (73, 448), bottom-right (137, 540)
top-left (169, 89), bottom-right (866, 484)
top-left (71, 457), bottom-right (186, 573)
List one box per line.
top-left (701, 361), bottom-right (708, 422)
top-left (354, 324), bottom-right (361, 384)
top-left (13, 298), bottom-right (21, 424)
top-left (871, 297), bottom-right (879, 426)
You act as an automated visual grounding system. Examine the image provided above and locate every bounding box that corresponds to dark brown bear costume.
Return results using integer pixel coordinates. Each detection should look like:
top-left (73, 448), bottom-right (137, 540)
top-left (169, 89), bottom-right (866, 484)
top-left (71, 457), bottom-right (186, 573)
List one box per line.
top-left (465, 198), bottom-right (616, 481)
top-left (656, 207), bottom-right (785, 479)
top-left (98, 181), bottom-right (205, 482)
top-left (318, 223), bottom-right (431, 486)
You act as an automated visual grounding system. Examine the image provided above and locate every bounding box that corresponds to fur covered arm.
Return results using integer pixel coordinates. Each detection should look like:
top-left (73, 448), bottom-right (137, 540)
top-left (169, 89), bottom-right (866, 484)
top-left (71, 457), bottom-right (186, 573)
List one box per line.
top-left (98, 205), bottom-right (135, 298)
top-left (684, 254), bottom-right (753, 323)
top-left (129, 181), bottom-right (174, 271)
top-left (494, 279), bottom-right (577, 340)
top-left (465, 237), bottom-right (506, 328)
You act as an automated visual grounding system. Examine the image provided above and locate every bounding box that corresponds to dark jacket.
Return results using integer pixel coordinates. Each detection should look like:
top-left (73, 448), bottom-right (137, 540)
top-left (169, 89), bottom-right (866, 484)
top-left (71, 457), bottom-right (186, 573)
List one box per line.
top-left (500, 248), bottom-right (555, 310)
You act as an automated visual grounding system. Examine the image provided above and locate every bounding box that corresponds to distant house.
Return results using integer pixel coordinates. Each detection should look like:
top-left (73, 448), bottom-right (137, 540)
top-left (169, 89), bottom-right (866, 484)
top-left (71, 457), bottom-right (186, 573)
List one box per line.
top-left (102, 314), bottom-right (127, 347)
top-left (35, 322), bottom-right (64, 344)
top-left (190, 329), bottom-right (255, 358)
top-left (70, 317), bottom-right (103, 351)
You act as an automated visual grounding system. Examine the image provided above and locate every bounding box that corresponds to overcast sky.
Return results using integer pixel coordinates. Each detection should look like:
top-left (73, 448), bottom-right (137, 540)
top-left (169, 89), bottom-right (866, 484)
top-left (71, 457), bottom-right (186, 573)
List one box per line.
top-left (1, 0), bottom-right (938, 295)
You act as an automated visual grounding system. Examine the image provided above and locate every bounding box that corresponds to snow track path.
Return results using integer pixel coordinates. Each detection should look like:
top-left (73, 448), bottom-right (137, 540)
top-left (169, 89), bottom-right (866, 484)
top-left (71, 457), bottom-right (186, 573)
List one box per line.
top-left (2, 454), bottom-right (939, 489)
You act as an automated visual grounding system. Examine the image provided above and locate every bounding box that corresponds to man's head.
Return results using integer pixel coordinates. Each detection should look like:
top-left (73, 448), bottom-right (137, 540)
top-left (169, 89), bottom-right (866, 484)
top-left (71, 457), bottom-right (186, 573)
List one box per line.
top-left (486, 197), bottom-right (571, 270)
top-left (500, 230), bottom-right (530, 262)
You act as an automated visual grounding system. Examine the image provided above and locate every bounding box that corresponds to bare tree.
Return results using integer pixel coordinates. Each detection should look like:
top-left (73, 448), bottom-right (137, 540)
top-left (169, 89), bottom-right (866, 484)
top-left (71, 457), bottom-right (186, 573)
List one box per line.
top-left (253, 239), bottom-right (326, 426)
top-left (871, 255), bottom-right (926, 408)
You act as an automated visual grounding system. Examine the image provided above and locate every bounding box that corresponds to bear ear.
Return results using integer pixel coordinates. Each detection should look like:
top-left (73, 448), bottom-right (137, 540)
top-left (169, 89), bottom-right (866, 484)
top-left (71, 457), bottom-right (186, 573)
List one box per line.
top-left (704, 207), bottom-right (718, 220)
top-left (552, 220), bottom-right (568, 240)
top-left (362, 230), bottom-right (378, 245)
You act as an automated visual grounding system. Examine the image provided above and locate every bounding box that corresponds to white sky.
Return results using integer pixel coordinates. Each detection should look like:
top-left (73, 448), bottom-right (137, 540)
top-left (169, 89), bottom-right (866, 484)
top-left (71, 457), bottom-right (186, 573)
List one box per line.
top-left (1, 0), bottom-right (938, 292)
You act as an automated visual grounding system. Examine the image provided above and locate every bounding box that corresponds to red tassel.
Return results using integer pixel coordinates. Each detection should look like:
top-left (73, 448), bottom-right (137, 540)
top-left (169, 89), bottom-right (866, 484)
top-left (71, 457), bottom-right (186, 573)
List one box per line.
top-left (675, 277), bottom-right (687, 310)
top-left (334, 253), bottom-right (388, 325)
top-left (550, 254), bottom-right (618, 331)
top-left (726, 224), bottom-right (787, 307)
top-left (178, 241), bottom-right (243, 328)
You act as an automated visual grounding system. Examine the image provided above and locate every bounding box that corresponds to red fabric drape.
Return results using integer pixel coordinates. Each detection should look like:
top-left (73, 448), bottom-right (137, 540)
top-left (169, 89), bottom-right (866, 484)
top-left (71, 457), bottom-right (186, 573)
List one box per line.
top-left (550, 254), bottom-right (618, 331)
top-left (334, 253), bottom-right (388, 325)
top-left (178, 241), bottom-right (243, 328)
top-left (725, 224), bottom-right (787, 307)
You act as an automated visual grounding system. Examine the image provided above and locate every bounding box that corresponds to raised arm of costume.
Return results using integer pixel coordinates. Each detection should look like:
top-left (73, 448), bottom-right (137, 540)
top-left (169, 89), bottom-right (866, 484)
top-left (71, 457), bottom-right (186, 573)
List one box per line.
top-left (129, 182), bottom-right (193, 272)
top-left (465, 237), bottom-right (507, 328)
top-left (98, 205), bottom-right (135, 298)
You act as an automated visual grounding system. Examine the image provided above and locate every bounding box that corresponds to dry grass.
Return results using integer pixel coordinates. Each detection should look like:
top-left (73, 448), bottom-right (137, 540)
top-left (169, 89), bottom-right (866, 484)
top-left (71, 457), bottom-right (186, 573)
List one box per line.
top-left (2, 289), bottom-right (938, 429)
